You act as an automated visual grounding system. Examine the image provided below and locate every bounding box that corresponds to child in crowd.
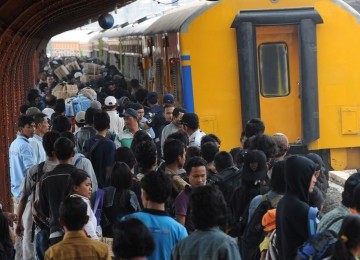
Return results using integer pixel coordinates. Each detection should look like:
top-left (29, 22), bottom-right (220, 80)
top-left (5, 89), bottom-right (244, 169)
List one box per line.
top-left (329, 215), bottom-right (360, 260)
top-left (0, 211), bottom-right (15, 259)
top-left (70, 170), bottom-right (98, 240)
top-left (112, 218), bottom-right (155, 260)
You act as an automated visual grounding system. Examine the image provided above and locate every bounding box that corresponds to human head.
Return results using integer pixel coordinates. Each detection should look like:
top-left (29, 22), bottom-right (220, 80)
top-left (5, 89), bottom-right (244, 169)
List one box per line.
top-left (129, 103), bottom-right (144, 120)
top-left (284, 155), bottom-right (317, 202)
top-left (20, 104), bottom-right (31, 115)
top-left (244, 134), bottom-right (277, 162)
top-left (141, 170), bottom-right (172, 205)
top-left (43, 131), bottom-right (61, 157)
top-left (167, 131), bottom-right (189, 148)
top-left (181, 113), bottom-right (199, 132)
top-left (27, 90), bottom-right (41, 105)
top-left (135, 140), bottom-right (157, 172)
top-left (242, 150), bottom-right (267, 182)
top-left (130, 130), bottom-right (153, 155)
top-left (71, 170), bottom-right (92, 199)
top-left (163, 139), bottom-right (186, 167)
top-left (172, 107), bottom-right (185, 125)
top-left (163, 104), bottom-right (175, 122)
top-left (51, 115), bottom-right (71, 133)
top-left (332, 215), bottom-right (360, 258)
top-left (185, 156), bottom-right (207, 188)
top-left (115, 147), bottom-right (136, 170)
top-left (200, 134), bottom-right (221, 148)
top-left (201, 141), bottom-right (219, 163)
top-left (185, 146), bottom-right (201, 163)
top-left (342, 173), bottom-right (360, 208)
top-left (54, 98), bottom-right (65, 114)
top-left (93, 110), bottom-right (110, 132)
top-left (26, 107), bottom-right (41, 117)
top-left (18, 115), bottom-right (35, 138)
top-left (163, 93), bottom-right (174, 105)
top-left (54, 137), bottom-right (75, 161)
top-left (147, 92), bottom-right (158, 106)
top-left (44, 95), bottom-right (57, 108)
top-left (75, 111), bottom-right (86, 127)
top-left (60, 131), bottom-right (76, 146)
top-left (33, 113), bottom-right (49, 136)
top-left (135, 89), bottom-right (148, 104)
top-left (214, 151), bottom-right (234, 172)
top-left (190, 185), bottom-right (227, 230)
top-left (110, 162), bottom-right (133, 192)
top-left (113, 218), bottom-right (155, 259)
top-left (59, 197), bottom-right (89, 231)
top-left (46, 74), bottom-right (55, 86)
top-left (245, 118), bottom-right (265, 138)
top-left (124, 108), bottom-right (139, 131)
top-left (270, 160), bottom-right (286, 194)
top-left (104, 96), bottom-right (117, 110)
top-left (272, 133), bottom-right (289, 159)
top-left (85, 107), bottom-right (98, 126)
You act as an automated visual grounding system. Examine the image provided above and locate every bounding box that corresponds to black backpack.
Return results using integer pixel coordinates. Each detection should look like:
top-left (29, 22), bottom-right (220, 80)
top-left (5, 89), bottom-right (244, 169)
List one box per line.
top-left (240, 195), bottom-right (281, 260)
top-left (31, 162), bottom-right (50, 231)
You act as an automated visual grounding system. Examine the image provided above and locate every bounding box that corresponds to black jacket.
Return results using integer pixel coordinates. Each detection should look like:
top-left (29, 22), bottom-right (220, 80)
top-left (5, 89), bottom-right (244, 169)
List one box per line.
top-left (276, 156), bottom-right (317, 260)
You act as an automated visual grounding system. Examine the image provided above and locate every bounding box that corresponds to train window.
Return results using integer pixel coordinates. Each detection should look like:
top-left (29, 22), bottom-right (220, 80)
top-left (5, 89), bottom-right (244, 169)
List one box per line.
top-left (258, 43), bottom-right (289, 97)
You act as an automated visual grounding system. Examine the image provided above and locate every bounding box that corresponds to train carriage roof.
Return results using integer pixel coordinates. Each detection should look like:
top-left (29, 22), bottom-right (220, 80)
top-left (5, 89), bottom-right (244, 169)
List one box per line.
top-left (144, 1), bottom-right (217, 35)
top-left (344, 0), bottom-right (360, 12)
top-left (101, 16), bottom-right (161, 38)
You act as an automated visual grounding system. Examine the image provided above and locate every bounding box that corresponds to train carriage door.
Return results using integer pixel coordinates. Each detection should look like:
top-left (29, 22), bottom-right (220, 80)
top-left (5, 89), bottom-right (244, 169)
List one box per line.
top-left (256, 25), bottom-right (301, 143)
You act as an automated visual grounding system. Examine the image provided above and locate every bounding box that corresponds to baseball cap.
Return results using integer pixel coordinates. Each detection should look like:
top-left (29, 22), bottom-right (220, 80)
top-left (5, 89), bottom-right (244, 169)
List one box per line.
top-left (163, 93), bottom-right (174, 104)
top-left (123, 108), bottom-right (138, 118)
top-left (262, 209), bottom-right (276, 232)
top-left (147, 92), bottom-right (158, 104)
top-left (104, 96), bottom-right (117, 107)
top-left (242, 150), bottom-right (267, 181)
top-left (90, 100), bottom-right (102, 110)
top-left (74, 72), bottom-right (83, 79)
top-left (75, 111), bottom-right (86, 124)
top-left (119, 96), bottom-right (130, 108)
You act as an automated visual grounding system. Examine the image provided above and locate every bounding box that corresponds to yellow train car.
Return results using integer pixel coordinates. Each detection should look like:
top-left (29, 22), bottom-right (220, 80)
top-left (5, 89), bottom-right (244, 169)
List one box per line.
top-left (97, 0), bottom-right (360, 170)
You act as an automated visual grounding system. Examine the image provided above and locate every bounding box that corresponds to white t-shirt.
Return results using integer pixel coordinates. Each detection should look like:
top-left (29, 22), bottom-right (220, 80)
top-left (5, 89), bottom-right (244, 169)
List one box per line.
top-left (188, 129), bottom-right (206, 148)
top-left (107, 110), bottom-right (125, 135)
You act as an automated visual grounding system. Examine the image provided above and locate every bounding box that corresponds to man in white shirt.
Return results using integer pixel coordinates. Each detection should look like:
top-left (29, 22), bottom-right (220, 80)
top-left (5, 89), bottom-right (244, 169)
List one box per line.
top-left (104, 96), bottom-right (124, 135)
top-left (181, 113), bottom-right (205, 148)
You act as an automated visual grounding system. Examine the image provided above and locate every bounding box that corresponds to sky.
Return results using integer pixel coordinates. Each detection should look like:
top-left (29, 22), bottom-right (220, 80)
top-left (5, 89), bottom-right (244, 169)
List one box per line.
top-left (51, 0), bottom-right (197, 42)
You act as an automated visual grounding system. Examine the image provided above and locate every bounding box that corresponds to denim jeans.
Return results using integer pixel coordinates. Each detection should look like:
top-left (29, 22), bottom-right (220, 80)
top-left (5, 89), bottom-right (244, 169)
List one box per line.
top-left (35, 229), bottom-right (49, 260)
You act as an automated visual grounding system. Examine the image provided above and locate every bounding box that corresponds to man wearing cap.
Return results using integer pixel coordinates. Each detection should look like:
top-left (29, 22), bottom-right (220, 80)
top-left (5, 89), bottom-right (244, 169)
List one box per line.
top-left (104, 96), bottom-right (124, 135)
top-left (74, 108), bottom-right (97, 154)
top-left (147, 92), bottom-right (162, 114)
top-left (181, 113), bottom-right (205, 148)
top-left (42, 94), bottom-right (57, 119)
top-left (114, 108), bottom-right (140, 148)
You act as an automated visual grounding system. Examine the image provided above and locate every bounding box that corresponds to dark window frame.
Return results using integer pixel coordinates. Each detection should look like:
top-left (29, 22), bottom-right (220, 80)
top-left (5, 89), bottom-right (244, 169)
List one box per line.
top-left (258, 42), bottom-right (290, 98)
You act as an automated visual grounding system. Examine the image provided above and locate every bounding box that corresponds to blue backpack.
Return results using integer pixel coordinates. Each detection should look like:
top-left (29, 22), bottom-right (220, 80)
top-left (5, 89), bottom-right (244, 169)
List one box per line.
top-left (297, 215), bottom-right (345, 260)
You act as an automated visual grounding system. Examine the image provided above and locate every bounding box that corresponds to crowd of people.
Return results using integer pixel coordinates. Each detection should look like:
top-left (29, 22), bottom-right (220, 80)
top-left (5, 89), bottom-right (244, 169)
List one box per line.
top-left (2, 58), bottom-right (360, 260)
